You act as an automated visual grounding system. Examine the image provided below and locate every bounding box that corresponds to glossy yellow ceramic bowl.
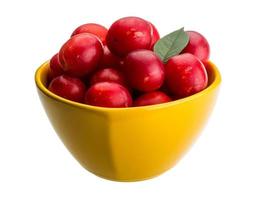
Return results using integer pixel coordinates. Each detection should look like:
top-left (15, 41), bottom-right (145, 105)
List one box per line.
top-left (35, 61), bottom-right (221, 181)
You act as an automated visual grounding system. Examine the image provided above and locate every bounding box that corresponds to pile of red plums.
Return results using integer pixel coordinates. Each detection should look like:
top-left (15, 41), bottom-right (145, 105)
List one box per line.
top-left (47, 16), bottom-right (210, 108)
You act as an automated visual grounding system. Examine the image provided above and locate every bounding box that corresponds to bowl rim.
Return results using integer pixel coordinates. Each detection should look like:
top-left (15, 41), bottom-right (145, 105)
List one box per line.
top-left (35, 61), bottom-right (221, 112)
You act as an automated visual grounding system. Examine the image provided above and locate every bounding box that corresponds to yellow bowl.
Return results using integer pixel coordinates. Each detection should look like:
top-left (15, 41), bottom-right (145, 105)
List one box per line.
top-left (35, 61), bottom-right (221, 181)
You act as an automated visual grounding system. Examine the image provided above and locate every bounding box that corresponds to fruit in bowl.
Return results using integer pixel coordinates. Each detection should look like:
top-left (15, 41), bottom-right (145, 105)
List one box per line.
top-left (35, 16), bottom-right (221, 181)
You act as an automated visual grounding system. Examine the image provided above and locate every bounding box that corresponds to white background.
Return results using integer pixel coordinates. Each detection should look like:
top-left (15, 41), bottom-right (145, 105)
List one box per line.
top-left (0, 0), bottom-right (257, 199)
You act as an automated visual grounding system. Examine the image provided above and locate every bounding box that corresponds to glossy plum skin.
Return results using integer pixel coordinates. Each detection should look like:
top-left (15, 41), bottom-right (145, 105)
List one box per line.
top-left (123, 50), bottom-right (165, 92)
top-left (90, 68), bottom-right (126, 86)
top-left (181, 31), bottom-right (210, 62)
top-left (59, 33), bottom-right (103, 77)
top-left (106, 17), bottom-right (152, 56)
top-left (149, 22), bottom-right (160, 49)
top-left (165, 53), bottom-right (208, 98)
top-left (99, 45), bottom-right (121, 68)
top-left (49, 53), bottom-right (64, 80)
top-left (85, 82), bottom-right (132, 108)
top-left (71, 23), bottom-right (108, 44)
top-left (48, 75), bottom-right (86, 102)
top-left (133, 91), bottom-right (171, 107)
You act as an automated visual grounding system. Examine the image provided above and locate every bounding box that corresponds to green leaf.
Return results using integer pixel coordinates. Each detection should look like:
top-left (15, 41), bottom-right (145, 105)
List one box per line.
top-left (154, 27), bottom-right (189, 63)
